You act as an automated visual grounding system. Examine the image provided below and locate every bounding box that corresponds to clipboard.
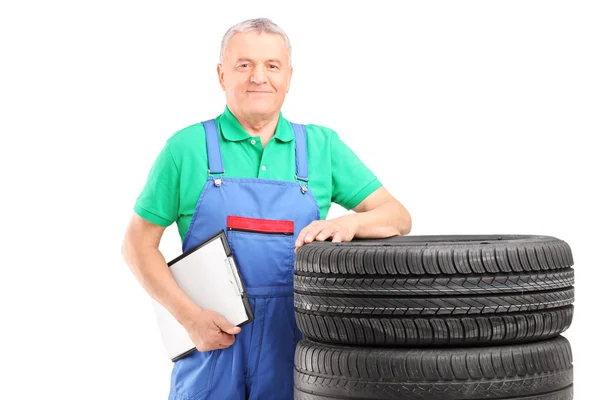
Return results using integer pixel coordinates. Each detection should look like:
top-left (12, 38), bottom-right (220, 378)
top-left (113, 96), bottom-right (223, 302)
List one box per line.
top-left (151, 230), bottom-right (253, 362)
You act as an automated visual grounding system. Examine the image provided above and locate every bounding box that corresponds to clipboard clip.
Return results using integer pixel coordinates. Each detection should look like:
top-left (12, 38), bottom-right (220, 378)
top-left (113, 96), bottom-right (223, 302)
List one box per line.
top-left (225, 256), bottom-right (244, 296)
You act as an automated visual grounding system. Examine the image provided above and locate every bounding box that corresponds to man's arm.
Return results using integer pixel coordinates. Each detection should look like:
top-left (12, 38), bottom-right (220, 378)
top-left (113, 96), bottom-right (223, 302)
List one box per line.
top-left (349, 186), bottom-right (412, 237)
top-left (295, 187), bottom-right (411, 250)
top-left (121, 213), bottom-right (198, 327)
top-left (121, 213), bottom-right (240, 351)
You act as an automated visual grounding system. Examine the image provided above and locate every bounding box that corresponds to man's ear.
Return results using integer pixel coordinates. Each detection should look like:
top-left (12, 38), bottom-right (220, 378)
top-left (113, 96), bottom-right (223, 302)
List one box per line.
top-left (287, 67), bottom-right (293, 93)
top-left (217, 64), bottom-right (226, 91)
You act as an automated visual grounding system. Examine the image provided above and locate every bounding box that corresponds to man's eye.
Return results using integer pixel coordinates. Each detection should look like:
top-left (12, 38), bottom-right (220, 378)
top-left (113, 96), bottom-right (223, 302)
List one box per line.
top-left (268, 65), bottom-right (278, 69)
top-left (240, 64), bottom-right (249, 68)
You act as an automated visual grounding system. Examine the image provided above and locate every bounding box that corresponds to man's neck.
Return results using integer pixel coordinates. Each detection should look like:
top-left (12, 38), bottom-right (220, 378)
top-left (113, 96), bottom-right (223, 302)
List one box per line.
top-left (230, 108), bottom-right (280, 147)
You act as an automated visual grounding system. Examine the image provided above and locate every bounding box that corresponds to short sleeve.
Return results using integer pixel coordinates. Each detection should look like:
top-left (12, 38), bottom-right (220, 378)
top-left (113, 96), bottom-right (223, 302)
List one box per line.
top-left (330, 131), bottom-right (382, 210)
top-left (134, 142), bottom-right (180, 227)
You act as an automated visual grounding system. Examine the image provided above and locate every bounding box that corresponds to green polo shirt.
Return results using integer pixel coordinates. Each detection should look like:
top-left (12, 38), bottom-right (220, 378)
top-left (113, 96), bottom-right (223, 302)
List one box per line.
top-left (134, 106), bottom-right (382, 241)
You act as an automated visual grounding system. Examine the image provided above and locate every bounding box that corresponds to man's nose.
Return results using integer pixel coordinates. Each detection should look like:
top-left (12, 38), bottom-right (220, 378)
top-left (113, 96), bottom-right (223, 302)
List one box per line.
top-left (250, 65), bottom-right (267, 84)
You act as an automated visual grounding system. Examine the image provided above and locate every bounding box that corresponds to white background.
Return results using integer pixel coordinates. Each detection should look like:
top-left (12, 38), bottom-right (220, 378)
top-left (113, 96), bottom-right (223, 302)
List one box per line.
top-left (1, 1), bottom-right (598, 399)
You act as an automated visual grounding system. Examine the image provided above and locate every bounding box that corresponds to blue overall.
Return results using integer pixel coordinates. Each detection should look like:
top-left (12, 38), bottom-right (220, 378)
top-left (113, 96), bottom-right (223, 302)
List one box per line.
top-left (168, 119), bottom-right (320, 400)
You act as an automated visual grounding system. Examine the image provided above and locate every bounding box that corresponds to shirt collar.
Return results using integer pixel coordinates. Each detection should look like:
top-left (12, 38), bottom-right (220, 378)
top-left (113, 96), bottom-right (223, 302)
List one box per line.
top-left (219, 106), bottom-right (294, 143)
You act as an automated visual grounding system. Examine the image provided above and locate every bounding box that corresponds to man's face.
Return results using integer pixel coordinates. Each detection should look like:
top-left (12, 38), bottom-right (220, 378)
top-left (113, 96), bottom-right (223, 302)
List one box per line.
top-left (218, 31), bottom-right (292, 119)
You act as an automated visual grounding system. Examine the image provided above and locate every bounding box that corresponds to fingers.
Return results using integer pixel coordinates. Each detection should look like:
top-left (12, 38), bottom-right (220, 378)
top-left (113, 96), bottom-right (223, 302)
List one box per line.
top-left (224, 326), bottom-right (241, 335)
top-left (296, 221), bottom-right (343, 252)
top-left (196, 331), bottom-right (235, 352)
top-left (315, 227), bottom-right (334, 241)
top-left (205, 314), bottom-right (240, 351)
top-left (296, 223), bottom-right (325, 246)
top-left (214, 314), bottom-right (241, 335)
top-left (216, 330), bottom-right (236, 346)
top-left (302, 226), bottom-right (325, 244)
top-left (201, 330), bottom-right (234, 351)
top-left (295, 225), bottom-right (311, 249)
top-left (331, 231), bottom-right (343, 242)
top-left (192, 311), bottom-right (241, 352)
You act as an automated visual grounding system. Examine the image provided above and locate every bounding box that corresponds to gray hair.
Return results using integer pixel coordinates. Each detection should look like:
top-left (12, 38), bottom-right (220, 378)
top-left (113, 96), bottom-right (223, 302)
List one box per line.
top-left (220, 18), bottom-right (292, 66)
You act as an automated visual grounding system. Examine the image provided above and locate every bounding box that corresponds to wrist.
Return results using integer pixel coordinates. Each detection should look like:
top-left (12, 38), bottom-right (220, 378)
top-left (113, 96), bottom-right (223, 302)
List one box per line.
top-left (175, 303), bottom-right (205, 331)
top-left (336, 213), bottom-right (362, 237)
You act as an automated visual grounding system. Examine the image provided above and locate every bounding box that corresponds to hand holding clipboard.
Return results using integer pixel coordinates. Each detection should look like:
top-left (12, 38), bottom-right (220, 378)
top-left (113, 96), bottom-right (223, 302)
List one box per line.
top-left (152, 230), bottom-right (254, 361)
top-left (181, 307), bottom-right (242, 352)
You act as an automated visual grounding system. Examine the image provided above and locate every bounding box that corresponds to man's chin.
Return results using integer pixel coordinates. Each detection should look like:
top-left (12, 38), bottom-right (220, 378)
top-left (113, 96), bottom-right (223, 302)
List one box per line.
top-left (244, 105), bottom-right (278, 117)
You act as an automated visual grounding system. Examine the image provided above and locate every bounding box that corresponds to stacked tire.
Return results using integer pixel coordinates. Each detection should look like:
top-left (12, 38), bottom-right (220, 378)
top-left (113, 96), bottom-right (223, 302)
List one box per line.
top-left (293, 235), bottom-right (575, 399)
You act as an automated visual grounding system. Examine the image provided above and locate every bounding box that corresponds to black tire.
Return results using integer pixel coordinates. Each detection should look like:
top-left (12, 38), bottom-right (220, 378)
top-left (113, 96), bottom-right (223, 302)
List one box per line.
top-left (295, 388), bottom-right (573, 400)
top-left (294, 235), bottom-right (574, 346)
top-left (294, 336), bottom-right (573, 400)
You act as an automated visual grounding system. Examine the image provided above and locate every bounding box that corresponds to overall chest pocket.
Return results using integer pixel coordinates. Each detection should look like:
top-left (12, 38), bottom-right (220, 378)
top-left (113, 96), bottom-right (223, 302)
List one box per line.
top-left (226, 216), bottom-right (295, 288)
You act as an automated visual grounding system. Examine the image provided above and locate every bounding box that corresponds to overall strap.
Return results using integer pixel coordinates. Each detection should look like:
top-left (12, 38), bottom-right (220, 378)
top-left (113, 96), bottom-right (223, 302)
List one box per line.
top-left (202, 119), bottom-right (224, 175)
top-left (291, 123), bottom-right (308, 183)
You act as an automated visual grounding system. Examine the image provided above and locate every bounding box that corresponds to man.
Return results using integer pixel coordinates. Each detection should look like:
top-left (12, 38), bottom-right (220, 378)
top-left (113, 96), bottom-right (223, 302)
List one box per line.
top-left (121, 18), bottom-right (411, 400)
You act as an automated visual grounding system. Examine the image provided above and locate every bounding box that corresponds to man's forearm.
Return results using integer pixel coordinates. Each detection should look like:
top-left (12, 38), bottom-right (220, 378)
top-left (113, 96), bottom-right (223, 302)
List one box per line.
top-left (336, 201), bottom-right (411, 239)
top-left (122, 243), bottom-right (200, 330)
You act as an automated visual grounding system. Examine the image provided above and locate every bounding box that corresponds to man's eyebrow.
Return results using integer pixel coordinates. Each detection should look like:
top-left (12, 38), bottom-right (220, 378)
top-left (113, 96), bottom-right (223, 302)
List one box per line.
top-left (235, 58), bottom-right (282, 64)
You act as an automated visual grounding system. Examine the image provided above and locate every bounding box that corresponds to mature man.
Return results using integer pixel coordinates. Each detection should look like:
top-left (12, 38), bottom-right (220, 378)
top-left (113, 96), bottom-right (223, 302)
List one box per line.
top-left (122, 18), bottom-right (411, 400)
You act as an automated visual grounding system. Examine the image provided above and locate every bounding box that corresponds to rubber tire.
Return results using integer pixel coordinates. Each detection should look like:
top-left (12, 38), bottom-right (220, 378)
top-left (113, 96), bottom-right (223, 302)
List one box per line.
top-left (294, 336), bottom-right (573, 400)
top-left (294, 235), bottom-right (574, 346)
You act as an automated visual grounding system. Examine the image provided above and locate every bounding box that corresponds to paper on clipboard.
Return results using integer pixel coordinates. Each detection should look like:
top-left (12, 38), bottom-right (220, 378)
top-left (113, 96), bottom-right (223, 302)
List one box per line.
top-left (151, 231), bottom-right (253, 362)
